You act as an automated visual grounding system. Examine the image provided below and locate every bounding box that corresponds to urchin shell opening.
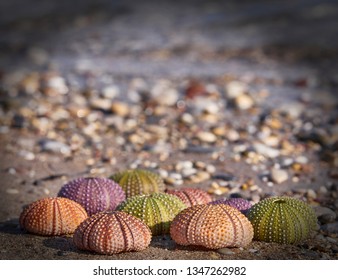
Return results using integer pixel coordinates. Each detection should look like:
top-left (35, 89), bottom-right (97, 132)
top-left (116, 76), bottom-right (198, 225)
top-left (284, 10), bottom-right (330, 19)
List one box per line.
top-left (272, 198), bottom-right (287, 204)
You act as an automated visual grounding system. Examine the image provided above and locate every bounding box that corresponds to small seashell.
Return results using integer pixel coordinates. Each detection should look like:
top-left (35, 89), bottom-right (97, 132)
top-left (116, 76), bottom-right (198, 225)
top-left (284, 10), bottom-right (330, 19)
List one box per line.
top-left (166, 187), bottom-right (212, 207)
top-left (117, 193), bottom-right (186, 235)
top-left (19, 197), bottom-right (88, 236)
top-left (247, 196), bottom-right (318, 244)
top-left (210, 198), bottom-right (252, 214)
top-left (73, 211), bottom-right (151, 254)
top-left (58, 177), bottom-right (125, 216)
top-left (110, 169), bottom-right (165, 198)
top-left (170, 204), bottom-right (253, 249)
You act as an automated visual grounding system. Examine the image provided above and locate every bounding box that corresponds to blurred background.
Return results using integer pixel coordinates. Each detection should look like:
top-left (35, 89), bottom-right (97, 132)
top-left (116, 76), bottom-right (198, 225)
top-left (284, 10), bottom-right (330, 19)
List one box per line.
top-left (1, 0), bottom-right (338, 80)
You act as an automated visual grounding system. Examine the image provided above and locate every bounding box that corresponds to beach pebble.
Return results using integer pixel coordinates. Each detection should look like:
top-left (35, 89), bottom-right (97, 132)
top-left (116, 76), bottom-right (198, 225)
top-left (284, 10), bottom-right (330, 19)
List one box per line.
top-left (321, 222), bottom-right (338, 234)
top-left (253, 143), bottom-right (280, 158)
top-left (90, 98), bottom-right (112, 111)
top-left (111, 102), bottom-right (130, 117)
top-left (6, 188), bottom-right (19, 195)
top-left (102, 85), bottom-right (120, 99)
top-left (235, 94), bottom-right (254, 110)
top-left (270, 168), bottom-right (288, 184)
top-left (313, 206), bottom-right (337, 224)
top-left (217, 248), bottom-right (235, 255)
top-left (39, 139), bottom-right (71, 156)
top-left (196, 131), bottom-right (217, 143)
top-left (225, 81), bottom-right (247, 98)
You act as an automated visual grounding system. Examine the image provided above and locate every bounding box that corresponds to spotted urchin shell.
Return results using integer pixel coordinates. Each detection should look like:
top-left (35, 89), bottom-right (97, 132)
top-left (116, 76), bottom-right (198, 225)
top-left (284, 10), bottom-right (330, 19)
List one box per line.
top-left (58, 177), bottom-right (125, 216)
top-left (165, 187), bottom-right (212, 207)
top-left (19, 197), bottom-right (88, 236)
top-left (170, 204), bottom-right (253, 249)
top-left (73, 211), bottom-right (151, 254)
top-left (247, 196), bottom-right (318, 244)
top-left (211, 198), bottom-right (252, 213)
top-left (110, 169), bottom-right (165, 198)
top-left (117, 193), bottom-right (186, 235)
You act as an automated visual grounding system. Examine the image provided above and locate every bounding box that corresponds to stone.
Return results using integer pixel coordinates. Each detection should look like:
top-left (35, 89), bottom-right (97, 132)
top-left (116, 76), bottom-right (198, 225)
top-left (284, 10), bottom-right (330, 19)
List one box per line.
top-left (235, 94), bottom-right (254, 110)
top-left (307, 189), bottom-right (317, 199)
top-left (217, 248), bottom-right (235, 255)
top-left (225, 81), bottom-right (248, 99)
top-left (102, 85), bottom-right (120, 99)
top-left (6, 189), bottom-right (19, 194)
top-left (321, 222), bottom-right (338, 234)
top-left (90, 98), bottom-right (112, 111)
top-left (196, 131), bottom-right (217, 143)
top-left (111, 102), bottom-right (130, 117)
top-left (270, 168), bottom-right (289, 184)
top-left (151, 80), bottom-right (179, 106)
top-left (175, 161), bottom-right (193, 171)
top-left (39, 139), bottom-right (71, 156)
top-left (253, 143), bottom-right (280, 158)
top-left (313, 206), bottom-right (337, 224)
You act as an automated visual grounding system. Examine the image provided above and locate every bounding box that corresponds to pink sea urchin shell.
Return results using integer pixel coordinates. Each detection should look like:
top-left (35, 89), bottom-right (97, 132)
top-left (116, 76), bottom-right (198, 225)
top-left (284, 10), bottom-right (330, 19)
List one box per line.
top-left (58, 177), bottom-right (125, 215)
top-left (73, 211), bottom-right (152, 254)
top-left (166, 187), bottom-right (212, 207)
top-left (170, 204), bottom-right (253, 249)
top-left (19, 197), bottom-right (88, 236)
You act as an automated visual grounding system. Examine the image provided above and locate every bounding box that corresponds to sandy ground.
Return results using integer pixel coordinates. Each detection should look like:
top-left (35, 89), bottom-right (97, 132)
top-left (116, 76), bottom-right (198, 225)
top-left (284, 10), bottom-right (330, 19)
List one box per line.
top-left (1, 0), bottom-right (338, 260)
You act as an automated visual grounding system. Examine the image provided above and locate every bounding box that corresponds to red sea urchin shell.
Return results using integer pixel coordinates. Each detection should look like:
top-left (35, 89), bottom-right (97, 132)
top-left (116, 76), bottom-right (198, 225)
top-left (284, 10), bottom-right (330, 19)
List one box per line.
top-left (58, 177), bottom-right (125, 216)
top-left (165, 187), bottom-right (212, 207)
top-left (73, 211), bottom-right (152, 254)
top-left (19, 197), bottom-right (88, 236)
top-left (170, 204), bottom-right (253, 249)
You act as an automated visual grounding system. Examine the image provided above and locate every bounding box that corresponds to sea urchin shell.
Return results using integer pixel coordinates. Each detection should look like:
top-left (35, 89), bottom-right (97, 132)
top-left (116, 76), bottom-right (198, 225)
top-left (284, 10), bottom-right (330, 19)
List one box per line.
top-left (110, 169), bottom-right (165, 198)
top-left (19, 197), bottom-right (88, 236)
top-left (73, 211), bottom-right (151, 254)
top-left (58, 177), bottom-right (125, 216)
top-left (170, 204), bottom-right (253, 249)
top-left (247, 196), bottom-right (318, 244)
top-left (210, 198), bottom-right (252, 213)
top-left (117, 193), bottom-right (186, 235)
top-left (166, 187), bottom-right (212, 207)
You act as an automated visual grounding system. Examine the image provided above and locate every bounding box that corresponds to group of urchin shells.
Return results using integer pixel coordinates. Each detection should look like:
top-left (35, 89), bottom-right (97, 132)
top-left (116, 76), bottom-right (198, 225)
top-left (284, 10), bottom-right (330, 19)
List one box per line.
top-left (19, 169), bottom-right (318, 255)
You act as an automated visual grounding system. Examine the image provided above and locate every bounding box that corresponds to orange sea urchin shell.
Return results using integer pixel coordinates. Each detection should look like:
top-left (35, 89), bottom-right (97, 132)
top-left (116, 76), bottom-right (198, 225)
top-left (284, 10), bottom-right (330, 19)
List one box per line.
top-left (73, 211), bottom-right (152, 254)
top-left (165, 187), bottom-right (212, 207)
top-left (170, 204), bottom-right (253, 249)
top-left (19, 197), bottom-right (88, 236)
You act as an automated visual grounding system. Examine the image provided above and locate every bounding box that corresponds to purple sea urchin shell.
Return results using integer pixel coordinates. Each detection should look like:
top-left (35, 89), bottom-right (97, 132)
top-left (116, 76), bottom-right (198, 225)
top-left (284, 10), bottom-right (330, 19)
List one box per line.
top-left (58, 177), bottom-right (125, 216)
top-left (211, 198), bottom-right (252, 213)
top-left (73, 211), bottom-right (152, 254)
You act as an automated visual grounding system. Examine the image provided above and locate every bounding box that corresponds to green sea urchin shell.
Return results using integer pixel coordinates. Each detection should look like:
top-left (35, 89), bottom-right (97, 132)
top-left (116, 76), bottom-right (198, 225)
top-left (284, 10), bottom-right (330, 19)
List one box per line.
top-left (247, 196), bottom-right (318, 244)
top-left (117, 193), bottom-right (186, 235)
top-left (110, 169), bottom-right (165, 198)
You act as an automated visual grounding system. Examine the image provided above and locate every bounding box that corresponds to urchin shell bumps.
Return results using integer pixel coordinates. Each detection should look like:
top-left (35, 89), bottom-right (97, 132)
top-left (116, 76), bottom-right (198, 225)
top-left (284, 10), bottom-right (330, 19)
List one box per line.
top-left (19, 197), bottom-right (88, 236)
top-left (58, 177), bottom-right (125, 216)
top-left (170, 204), bottom-right (253, 249)
top-left (117, 193), bottom-right (186, 235)
top-left (247, 196), bottom-right (318, 244)
top-left (211, 198), bottom-right (252, 213)
top-left (166, 187), bottom-right (212, 207)
top-left (73, 211), bottom-right (151, 254)
top-left (110, 169), bottom-right (165, 198)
